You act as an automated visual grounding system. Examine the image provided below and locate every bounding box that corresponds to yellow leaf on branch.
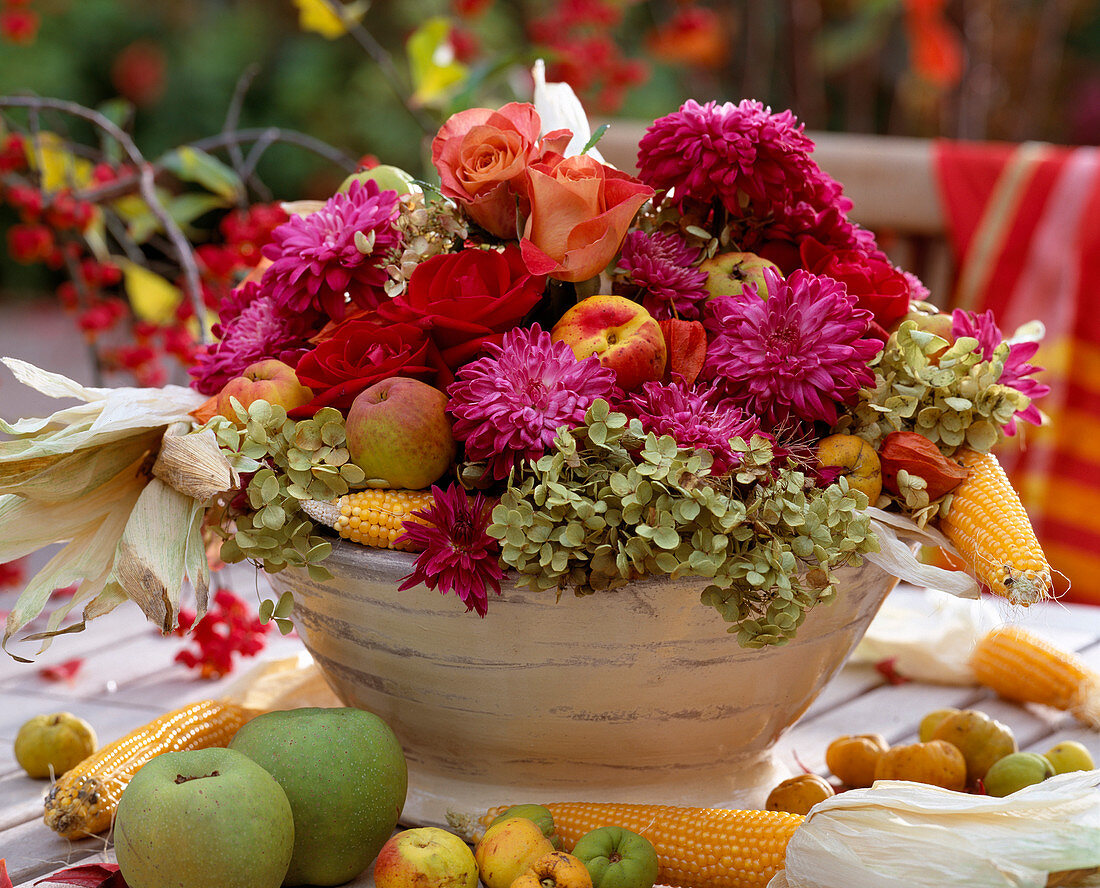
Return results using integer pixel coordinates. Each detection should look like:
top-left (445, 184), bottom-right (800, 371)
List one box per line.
top-left (122, 261), bottom-right (181, 324)
top-left (291, 0), bottom-right (366, 39)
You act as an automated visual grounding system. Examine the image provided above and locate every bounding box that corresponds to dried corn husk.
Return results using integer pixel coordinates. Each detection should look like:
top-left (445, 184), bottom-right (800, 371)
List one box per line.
top-left (862, 506), bottom-right (981, 599)
top-left (152, 424), bottom-right (238, 501)
top-left (769, 771), bottom-right (1100, 888)
top-left (0, 359), bottom-right (214, 659)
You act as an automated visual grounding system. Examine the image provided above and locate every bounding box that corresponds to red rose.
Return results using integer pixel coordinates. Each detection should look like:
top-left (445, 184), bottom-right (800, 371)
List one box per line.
top-left (431, 102), bottom-right (571, 239)
top-left (799, 238), bottom-right (911, 333)
top-left (520, 153), bottom-right (654, 283)
top-left (293, 317), bottom-right (448, 414)
top-left (377, 246), bottom-right (546, 370)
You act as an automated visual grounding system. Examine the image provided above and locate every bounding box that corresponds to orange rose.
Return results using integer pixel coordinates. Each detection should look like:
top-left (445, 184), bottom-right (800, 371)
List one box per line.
top-left (520, 154), bottom-right (654, 283)
top-left (431, 102), bottom-right (571, 239)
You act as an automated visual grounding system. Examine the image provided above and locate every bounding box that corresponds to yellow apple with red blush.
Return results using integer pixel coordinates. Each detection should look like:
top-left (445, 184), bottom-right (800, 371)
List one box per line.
top-left (550, 294), bottom-right (666, 392)
top-left (215, 359), bottom-right (313, 422)
top-left (699, 251), bottom-right (779, 299)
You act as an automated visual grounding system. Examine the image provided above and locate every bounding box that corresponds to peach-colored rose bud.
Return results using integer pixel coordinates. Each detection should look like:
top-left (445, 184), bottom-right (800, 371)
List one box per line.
top-left (520, 154), bottom-right (653, 283)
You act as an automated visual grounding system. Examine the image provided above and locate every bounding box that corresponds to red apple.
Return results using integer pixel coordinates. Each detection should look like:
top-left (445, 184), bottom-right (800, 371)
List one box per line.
top-left (374, 827), bottom-right (478, 888)
top-left (215, 359), bottom-right (313, 422)
top-left (550, 294), bottom-right (666, 392)
top-left (698, 251), bottom-right (779, 299)
top-left (345, 377), bottom-right (456, 489)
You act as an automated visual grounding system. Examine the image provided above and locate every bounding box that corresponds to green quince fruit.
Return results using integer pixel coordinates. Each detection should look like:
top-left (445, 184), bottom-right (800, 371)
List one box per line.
top-left (571, 825), bottom-right (660, 888)
top-left (983, 751), bottom-right (1056, 796)
top-left (230, 707), bottom-right (407, 887)
top-left (14, 712), bottom-right (97, 779)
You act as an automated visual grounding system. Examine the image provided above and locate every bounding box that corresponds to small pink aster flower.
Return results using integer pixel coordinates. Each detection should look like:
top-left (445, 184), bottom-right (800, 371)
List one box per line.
top-left (703, 268), bottom-right (880, 428)
top-left (619, 230), bottom-right (710, 320)
top-left (637, 99), bottom-right (817, 221)
top-left (624, 380), bottom-right (760, 476)
top-left (260, 179), bottom-right (401, 321)
top-left (397, 483), bottom-right (504, 618)
top-left (188, 281), bottom-right (320, 394)
top-left (447, 324), bottom-right (618, 480)
top-left (951, 308), bottom-right (1049, 434)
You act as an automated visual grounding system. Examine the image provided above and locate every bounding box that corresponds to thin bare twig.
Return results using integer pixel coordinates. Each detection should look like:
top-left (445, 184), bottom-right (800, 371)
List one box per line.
top-left (315, 0), bottom-right (436, 135)
top-left (1, 95), bottom-right (210, 343)
top-left (73, 127), bottom-right (360, 205)
top-left (222, 65), bottom-right (271, 203)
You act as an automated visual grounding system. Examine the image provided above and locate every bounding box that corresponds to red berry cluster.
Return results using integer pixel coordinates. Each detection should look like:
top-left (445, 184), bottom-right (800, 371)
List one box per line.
top-left (1, 130), bottom-right (285, 387)
top-left (0, 0), bottom-right (37, 45)
top-left (527, 0), bottom-right (648, 113)
top-left (173, 588), bottom-right (271, 679)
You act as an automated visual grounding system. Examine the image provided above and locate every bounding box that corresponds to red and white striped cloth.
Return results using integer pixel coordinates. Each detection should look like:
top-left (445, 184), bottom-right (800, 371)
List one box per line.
top-left (935, 140), bottom-right (1100, 604)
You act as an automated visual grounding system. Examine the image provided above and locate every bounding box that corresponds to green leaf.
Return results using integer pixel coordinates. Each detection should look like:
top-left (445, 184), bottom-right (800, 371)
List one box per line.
top-left (583, 123), bottom-right (610, 155)
top-left (273, 590), bottom-right (295, 618)
top-left (159, 146), bottom-right (244, 202)
top-left (258, 598), bottom-right (275, 623)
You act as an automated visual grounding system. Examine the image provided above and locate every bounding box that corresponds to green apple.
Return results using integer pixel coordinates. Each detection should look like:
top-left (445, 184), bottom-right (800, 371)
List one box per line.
top-left (14, 712), bottom-right (97, 779)
top-left (1043, 740), bottom-right (1096, 774)
top-left (571, 825), bottom-right (660, 888)
top-left (983, 751), bottom-right (1055, 797)
top-left (374, 827), bottom-right (478, 888)
top-left (345, 377), bottom-right (456, 489)
top-left (338, 165), bottom-right (419, 196)
top-left (229, 707), bottom-right (408, 887)
top-left (698, 251), bottom-right (779, 300)
top-left (113, 747), bottom-right (294, 888)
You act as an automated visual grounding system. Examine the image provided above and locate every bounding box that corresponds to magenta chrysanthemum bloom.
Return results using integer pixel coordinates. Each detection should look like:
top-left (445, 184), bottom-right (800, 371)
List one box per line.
top-left (447, 324), bottom-right (618, 480)
top-left (188, 281), bottom-right (320, 394)
top-left (619, 230), bottom-right (709, 320)
top-left (951, 308), bottom-right (1049, 434)
top-left (397, 483), bottom-right (504, 618)
top-left (703, 268), bottom-right (880, 427)
top-left (637, 99), bottom-right (817, 220)
top-left (624, 380), bottom-right (761, 476)
top-left (260, 179), bottom-right (401, 321)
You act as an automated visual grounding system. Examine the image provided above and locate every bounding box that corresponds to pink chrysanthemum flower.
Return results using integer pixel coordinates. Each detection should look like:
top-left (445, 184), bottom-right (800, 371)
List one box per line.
top-left (397, 483), bottom-right (504, 618)
top-left (703, 268), bottom-right (880, 427)
top-left (619, 230), bottom-right (709, 320)
top-left (637, 99), bottom-right (818, 220)
top-left (951, 308), bottom-right (1049, 434)
top-left (260, 179), bottom-right (401, 321)
top-left (448, 324), bottom-right (618, 480)
top-left (624, 380), bottom-right (761, 476)
top-left (188, 281), bottom-right (320, 394)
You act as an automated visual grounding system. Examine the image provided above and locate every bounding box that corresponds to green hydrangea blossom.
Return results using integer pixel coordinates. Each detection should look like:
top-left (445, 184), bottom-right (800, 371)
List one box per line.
top-left (487, 400), bottom-right (876, 648)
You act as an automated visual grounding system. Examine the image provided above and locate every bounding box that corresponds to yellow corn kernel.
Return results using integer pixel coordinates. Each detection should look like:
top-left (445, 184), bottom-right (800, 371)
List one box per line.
top-left (971, 625), bottom-right (1100, 728)
top-left (939, 449), bottom-right (1052, 605)
top-left (44, 700), bottom-right (257, 839)
top-left (480, 802), bottom-right (802, 888)
top-left (331, 488), bottom-right (435, 550)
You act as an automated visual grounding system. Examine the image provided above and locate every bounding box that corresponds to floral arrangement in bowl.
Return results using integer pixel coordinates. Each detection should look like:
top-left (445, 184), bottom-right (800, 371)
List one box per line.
top-left (0, 73), bottom-right (1053, 657)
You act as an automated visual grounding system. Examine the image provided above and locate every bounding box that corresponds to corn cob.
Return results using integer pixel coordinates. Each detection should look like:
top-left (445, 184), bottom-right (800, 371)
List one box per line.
top-left (478, 802), bottom-right (803, 888)
top-left (44, 699), bottom-right (258, 839)
top-left (971, 625), bottom-right (1100, 728)
top-left (938, 449), bottom-right (1052, 605)
top-left (300, 489), bottom-right (435, 550)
